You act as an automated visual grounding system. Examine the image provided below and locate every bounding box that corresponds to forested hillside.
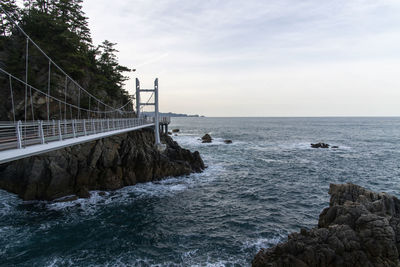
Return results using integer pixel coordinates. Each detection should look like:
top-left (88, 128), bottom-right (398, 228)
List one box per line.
top-left (0, 0), bottom-right (133, 121)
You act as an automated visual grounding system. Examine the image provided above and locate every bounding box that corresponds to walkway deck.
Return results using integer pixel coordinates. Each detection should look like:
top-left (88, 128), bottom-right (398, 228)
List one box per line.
top-left (0, 117), bottom-right (169, 164)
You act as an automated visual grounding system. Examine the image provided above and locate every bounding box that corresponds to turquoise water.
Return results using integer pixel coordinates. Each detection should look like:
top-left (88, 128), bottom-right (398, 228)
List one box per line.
top-left (1, 117), bottom-right (400, 266)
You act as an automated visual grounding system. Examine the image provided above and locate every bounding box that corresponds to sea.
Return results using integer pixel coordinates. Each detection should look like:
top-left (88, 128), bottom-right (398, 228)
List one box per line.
top-left (1, 117), bottom-right (400, 266)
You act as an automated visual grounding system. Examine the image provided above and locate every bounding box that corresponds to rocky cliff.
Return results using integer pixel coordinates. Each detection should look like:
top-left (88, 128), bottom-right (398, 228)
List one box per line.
top-left (253, 183), bottom-right (400, 267)
top-left (0, 128), bottom-right (204, 200)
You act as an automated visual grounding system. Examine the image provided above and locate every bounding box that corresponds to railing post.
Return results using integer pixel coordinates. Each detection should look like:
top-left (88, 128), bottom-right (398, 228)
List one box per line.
top-left (52, 119), bottom-right (55, 136)
top-left (37, 120), bottom-right (41, 138)
top-left (39, 120), bottom-right (45, 144)
top-left (58, 120), bottom-right (62, 141)
top-left (92, 119), bottom-right (96, 134)
top-left (107, 119), bottom-right (110, 131)
top-left (83, 119), bottom-right (87, 135)
top-left (100, 119), bottom-right (103, 132)
top-left (136, 78), bottom-right (140, 118)
top-left (72, 119), bottom-right (76, 138)
top-left (16, 121), bottom-right (22, 149)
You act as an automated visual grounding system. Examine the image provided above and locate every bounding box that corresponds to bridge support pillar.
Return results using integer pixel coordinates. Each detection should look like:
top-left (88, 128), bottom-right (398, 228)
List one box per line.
top-left (135, 78), bottom-right (166, 151)
top-left (154, 78), bottom-right (166, 151)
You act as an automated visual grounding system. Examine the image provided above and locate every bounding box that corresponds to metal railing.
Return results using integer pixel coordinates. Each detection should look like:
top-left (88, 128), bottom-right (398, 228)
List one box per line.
top-left (0, 117), bottom-right (171, 151)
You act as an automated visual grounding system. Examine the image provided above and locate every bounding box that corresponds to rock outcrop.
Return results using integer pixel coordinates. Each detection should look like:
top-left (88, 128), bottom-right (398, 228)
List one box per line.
top-left (311, 142), bottom-right (330, 148)
top-left (201, 134), bottom-right (212, 143)
top-left (253, 183), bottom-right (400, 267)
top-left (0, 128), bottom-right (205, 200)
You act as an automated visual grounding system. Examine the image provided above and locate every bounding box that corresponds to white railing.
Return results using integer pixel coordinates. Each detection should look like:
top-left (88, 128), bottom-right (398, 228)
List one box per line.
top-left (0, 117), bottom-right (159, 151)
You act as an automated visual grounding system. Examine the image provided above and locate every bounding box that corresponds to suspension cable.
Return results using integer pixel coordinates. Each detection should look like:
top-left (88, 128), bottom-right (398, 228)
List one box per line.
top-left (24, 37), bottom-right (28, 124)
top-left (9, 75), bottom-right (15, 122)
top-left (64, 76), bottom-right (67, 120)
top-left (140, 92), bottom-right (154, 113)
top-left (29, 85), bottom-right (34, 121)
top-left (47, 60), bottom-right (50, 122)
top-left (0, 67), bottom-right (136, 115)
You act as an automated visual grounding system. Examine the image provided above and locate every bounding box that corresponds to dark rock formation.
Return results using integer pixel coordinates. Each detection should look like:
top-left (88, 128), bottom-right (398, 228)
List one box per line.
top-left (201, 134), bottom-right (212, 143)
top-left (331, 146), bottom-right (339, 149)
top-left (172, 129), bottom-right (180, 133)
top-left (224, 140), bottom-right (233, 144)
top-left (252, 183), bottom-right (400, 267)
top-left (0, 128), bottom-right (204, 201)
top-left (311, 142), bottom-right (330, 148)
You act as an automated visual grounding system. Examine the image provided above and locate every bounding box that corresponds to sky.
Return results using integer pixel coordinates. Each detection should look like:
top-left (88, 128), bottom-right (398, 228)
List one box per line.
top-left (82, 0), bottom-right (400, 117)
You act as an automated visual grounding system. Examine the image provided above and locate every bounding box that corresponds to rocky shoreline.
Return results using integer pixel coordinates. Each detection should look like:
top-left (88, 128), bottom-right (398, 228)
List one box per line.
top-left (0, 128), bottom-right (205, 201)
top-left (253, 183), bottom-right (400, 267)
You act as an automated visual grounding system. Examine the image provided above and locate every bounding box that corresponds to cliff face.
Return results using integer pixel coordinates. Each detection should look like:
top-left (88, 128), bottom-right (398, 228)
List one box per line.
top-left (0, 128), bottom-right (205, 200)
top-left (253, 183), bottom-right (400, 267)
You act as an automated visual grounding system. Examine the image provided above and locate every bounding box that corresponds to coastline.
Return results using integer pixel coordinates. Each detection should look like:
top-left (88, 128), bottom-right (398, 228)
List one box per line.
top-left (0, 128), bottom-right (205, 201)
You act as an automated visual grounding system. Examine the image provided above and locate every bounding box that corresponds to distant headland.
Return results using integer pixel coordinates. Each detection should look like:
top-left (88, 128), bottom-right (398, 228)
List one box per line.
top-left (142, 112), bottom-right (204, 117)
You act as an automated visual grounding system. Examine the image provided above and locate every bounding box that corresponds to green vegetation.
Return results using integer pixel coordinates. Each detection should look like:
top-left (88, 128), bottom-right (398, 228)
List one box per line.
top-left (0, 0), bottom-right (133, 120)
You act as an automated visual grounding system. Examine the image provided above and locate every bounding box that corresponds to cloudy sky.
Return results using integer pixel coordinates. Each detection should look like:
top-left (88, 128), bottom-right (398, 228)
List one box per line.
top-left (83, 0), bottom-right (400, 116)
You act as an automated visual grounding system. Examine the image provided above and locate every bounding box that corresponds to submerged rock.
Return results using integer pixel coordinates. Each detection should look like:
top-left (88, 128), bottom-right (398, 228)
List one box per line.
top-left (331, 145), bottom-right (339, 149)
top-left (252, 183), bottom-right (400, 267)
top-left (224, 140), bottom-right (233, 144)
top-left (172, 129), bottom-right (180, 133)
top-left (311, 142), bottom-right (330, 148)
top-left (0, 128), bottom-right (205, 201)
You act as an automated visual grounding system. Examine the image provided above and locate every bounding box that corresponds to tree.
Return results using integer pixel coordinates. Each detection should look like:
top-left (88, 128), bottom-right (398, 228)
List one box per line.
top-left (50, 0), bottom-right (91, 45)
top-left (0, 0), bottom-right (134, 120)
top-left (97, 40), bottom-right (131, 99)
top-left (0, 0), bottom-right (20, 36)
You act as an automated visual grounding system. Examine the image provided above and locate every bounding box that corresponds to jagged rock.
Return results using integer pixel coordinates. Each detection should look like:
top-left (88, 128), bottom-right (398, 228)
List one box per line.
top-left (332, 146), bottom-right (339, 149)
top-left (172, 129), bottom-right (180, 133)
top-left (311, 142), bottom-right (330, 148)
top-left (76, 186), bottom-right (90, 198)
top-left (201, 134), bottom-right (212, 143)
top-left (252, 183), bottom-right (400, 267)
top-left (168, 132), bottom-right (172, 135)
top-left (0, 128), bottom-right (205, 201)
top-left (224, 140), bottom-right (233, 144)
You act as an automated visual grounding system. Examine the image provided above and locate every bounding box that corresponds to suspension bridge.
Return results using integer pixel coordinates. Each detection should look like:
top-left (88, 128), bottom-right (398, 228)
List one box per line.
top-left (0, 7), bottom-right (170, 164)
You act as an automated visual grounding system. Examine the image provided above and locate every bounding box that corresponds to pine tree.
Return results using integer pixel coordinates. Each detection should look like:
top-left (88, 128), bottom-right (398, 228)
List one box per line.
top-left (0, 0), bottom-right (134, 119)
top-left (97, 40), bottom-right (131, 99)
top-left (50, 0), bottom-right (91, 45)
top-left (0, 0), bottom-right (20, 36)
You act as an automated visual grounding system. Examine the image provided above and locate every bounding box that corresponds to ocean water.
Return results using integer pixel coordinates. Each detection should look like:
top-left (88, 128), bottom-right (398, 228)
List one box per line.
top-left (1, 117), bottom-right (400, 266)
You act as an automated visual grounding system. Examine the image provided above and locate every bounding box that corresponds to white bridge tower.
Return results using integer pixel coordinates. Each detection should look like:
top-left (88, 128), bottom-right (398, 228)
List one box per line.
top-left (135, 78), bottom-right (165, 149)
